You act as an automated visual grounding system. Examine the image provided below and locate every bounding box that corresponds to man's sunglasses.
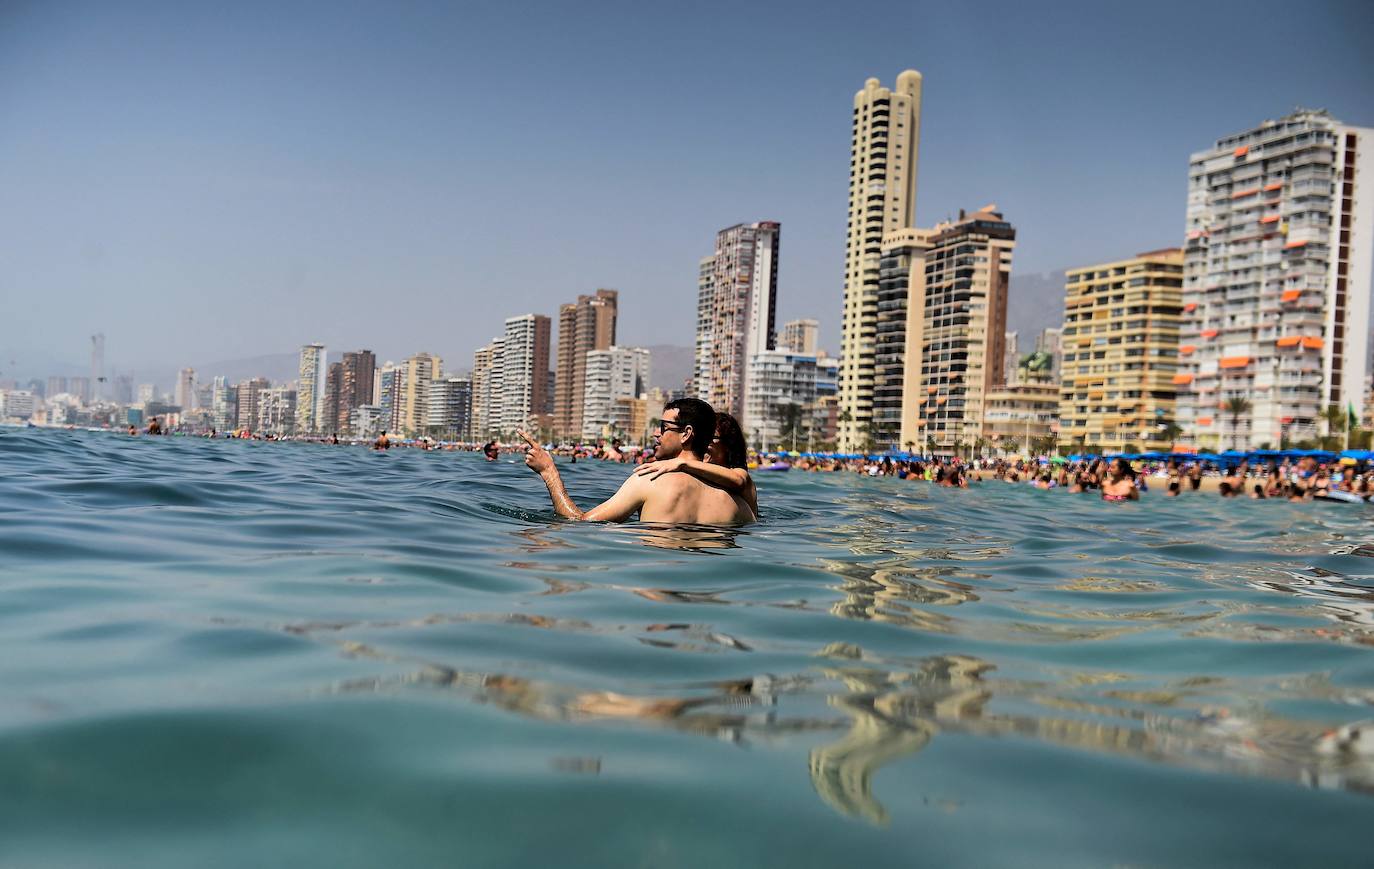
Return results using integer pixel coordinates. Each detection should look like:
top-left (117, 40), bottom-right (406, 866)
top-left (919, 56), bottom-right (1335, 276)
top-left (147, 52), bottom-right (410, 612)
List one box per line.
top-left (654, 421), bottom-right (685, 434)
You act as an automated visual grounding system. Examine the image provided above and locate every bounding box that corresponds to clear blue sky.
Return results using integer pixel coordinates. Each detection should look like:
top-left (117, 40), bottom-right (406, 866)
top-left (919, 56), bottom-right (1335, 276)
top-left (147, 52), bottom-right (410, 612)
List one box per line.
top-left (2, 0), bottom-right (1371, 381)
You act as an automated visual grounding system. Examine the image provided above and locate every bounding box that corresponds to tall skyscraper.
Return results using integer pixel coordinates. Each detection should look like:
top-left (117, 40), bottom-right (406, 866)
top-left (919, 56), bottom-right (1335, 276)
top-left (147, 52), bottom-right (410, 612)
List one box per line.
top-left (295, 344), bottom-right (327, 433)
top-left (235, 378), bottom-right (270, 432)
top-left (337, 351), bottom-right (377, 434)
top-left (47, 376), bottom-right (68, 398)
top-left (70, 376), bottom-right (91, 404)
top-left (401, 352), bottom-right (443, 435)
top-left (500, 314), bottom-right (551, 433)
top-left (256, 387), bottom-right (297, 435)
top-left (1059, 248), bottom-right (1185, 451)
top-left (90, 333), bottom-right (105, 403)
top-left (1178, 110), bottom-right (1372, 448)
top-left (780, 318), bottom-right (819, 355)
top-left (694, 221), bottom-right (780, 419)
top-left (871, 228), bottom-right (931, 451)
top-left (113, 375), bottom-right (134, 405)
top-left (581, 346), bottom-right (651, 440)
top-left (838, 70), bottom-right (923, 450)
top-left (555, 289), bottom-right (617, 438)
top-left (211, 376), bottom-right (232, 429)
top-left (175, 368), bottom-right (196, 410)
top-left (900, 207), bottom-right (1015, 453)
top-left (471, 337), bottom-right (505, 439)
top-left (376, 362), bottom-right (403, 433)
top-left (427, 377), bottom-right (473, 440)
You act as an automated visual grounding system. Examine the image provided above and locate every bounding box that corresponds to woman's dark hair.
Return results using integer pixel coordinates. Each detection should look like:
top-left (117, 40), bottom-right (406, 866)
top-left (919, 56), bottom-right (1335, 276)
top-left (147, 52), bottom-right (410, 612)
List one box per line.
top-left (1253, 484), bottom-right (1265, 498)
top-left (1219, 481), bottom-right (1233, 496)
top-left (712, 412), bottom-right (749, 469)
top-left (662, 398), bottom-right (716, 456)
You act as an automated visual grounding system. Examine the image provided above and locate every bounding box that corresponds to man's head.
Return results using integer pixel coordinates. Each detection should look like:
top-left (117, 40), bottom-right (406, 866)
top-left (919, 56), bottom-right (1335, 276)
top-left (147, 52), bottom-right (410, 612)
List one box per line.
top-left (656, 398), bottom-right (715, 460)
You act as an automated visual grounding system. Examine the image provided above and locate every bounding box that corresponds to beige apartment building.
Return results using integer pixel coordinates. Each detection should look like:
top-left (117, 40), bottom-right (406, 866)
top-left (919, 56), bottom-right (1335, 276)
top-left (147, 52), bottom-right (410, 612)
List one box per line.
top-left (555, 289), bottom-right (617, 439)
top-left (400, 352), bottom-right (442, 436)
top-left (838, 70), bottom-right (922, 450)
top-left (983, 382), bottom-right (1060, 454)
top-left (1058, 248), bottom-right (1184, 451)
top-left (906, 207), bottom-right (1014, 453)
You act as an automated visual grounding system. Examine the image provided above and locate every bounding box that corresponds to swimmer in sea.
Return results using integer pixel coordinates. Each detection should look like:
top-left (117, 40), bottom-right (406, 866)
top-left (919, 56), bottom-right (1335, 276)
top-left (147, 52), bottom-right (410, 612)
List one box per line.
top-left (373, 430), bottom-right (390, 450)
top-left (632, 411), bottom-right (758, 520)
top-left (521, 398), bottom-right (754, 526)
top-left (483, 440), bottom-right (500, 461)
top-left (1101, 458), bottom-right (1140, 501)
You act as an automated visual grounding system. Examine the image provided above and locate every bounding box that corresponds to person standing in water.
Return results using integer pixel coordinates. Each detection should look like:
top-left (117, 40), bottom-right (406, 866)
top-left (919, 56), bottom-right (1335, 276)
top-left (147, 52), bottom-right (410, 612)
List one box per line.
top-left (521, 398), bottom-right (753, 525)
top-left (633, 411), bottom-right (757, 520)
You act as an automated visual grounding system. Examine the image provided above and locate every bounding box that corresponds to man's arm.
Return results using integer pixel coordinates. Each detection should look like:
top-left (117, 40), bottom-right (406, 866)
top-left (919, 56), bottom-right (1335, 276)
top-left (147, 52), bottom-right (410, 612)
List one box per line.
top-left (521, 431), bottom-right (646, 522)
top-left (634, 457), bottom-right (749, 493)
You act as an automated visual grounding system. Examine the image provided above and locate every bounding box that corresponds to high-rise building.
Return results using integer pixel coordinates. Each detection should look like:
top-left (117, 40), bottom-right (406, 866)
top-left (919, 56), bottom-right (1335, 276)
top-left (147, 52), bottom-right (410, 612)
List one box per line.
top-left (175, 368), bottom-right (196, 410)
top-left (871, 228), bottom-right (931, 451)
top-left (0, 390), bottom-right (37, 420)
top-left (376, 362), bottom-right (403, 434)
top-left (295, 344), bottom-right (327, 433)
top-left (838, 70), bottom-right (923, 450)
top-left (324, 363), bottom-right (343, 435)
top-left (427, 376), bottom-right (473, 440)
top-left (1004, 332), bottom-right (1020, 386)
top-left (257, 387), bottom-right (297, 435)
top-left (500, 315), bottom-right (551, 433)
top-left (1178, 110), bottom-right (1372, 449)
top-left (136, 383), bottom-right (155, 405)
top-left (555, 289), bottom-right (617, 438)
top-left (69, 376), bottom-right (92, 404)
top-left (780, 318), bottom-right (819, 355)
top-left (905, 207), bottom-right (1015, 453)
top-left (1059, 248), bottom-right (1185, 451)
top-left (335, 351), bottom-right (376, 435)
top-left (211, 376), bottom-right (232, 430)
top-left (471, 338), bottom-right (505, 439)
top-left (235, 378), bottom-right (270, 432)
top-left (744, 349), bottom-right (821, 451)
top-left (984, 383), bottom-right (1061, 454)
top-left (90, 333), bottom-right (105, 403)
top-left (46, 376), bottom-right (68, 398)
top-left (401, 352), bottom-right (443, 435)
top-left (694, 221), bottom-right (780, 420)
top-left (582, 346), bottom-right (651, 440)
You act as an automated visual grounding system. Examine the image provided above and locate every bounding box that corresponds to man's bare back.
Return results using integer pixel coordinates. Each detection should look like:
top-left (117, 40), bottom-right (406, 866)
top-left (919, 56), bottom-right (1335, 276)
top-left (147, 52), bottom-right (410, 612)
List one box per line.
top-left (623, 468), bottom-right (754, 525)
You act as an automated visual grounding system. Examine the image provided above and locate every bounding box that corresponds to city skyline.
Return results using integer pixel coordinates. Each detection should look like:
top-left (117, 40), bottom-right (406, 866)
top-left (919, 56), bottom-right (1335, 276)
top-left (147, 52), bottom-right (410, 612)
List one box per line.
top-left (4, 2), bottom-right (1372, 379)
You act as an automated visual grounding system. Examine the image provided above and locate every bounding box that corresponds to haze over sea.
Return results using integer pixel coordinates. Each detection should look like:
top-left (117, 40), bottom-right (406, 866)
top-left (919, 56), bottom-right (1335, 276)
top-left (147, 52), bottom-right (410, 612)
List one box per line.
top-left (3, 428), bottom-right (1372, 867)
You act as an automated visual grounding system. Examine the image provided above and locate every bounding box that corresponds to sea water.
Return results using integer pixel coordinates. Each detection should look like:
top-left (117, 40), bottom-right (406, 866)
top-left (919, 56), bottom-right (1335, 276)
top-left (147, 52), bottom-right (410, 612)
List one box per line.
top-left (2, 428), bottom-right (1372, 867)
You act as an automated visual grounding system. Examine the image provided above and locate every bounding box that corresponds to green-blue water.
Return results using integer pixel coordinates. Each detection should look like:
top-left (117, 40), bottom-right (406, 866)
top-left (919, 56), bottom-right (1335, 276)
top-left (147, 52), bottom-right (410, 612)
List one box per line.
top-left (3, 429), bottom-right (1372, 867)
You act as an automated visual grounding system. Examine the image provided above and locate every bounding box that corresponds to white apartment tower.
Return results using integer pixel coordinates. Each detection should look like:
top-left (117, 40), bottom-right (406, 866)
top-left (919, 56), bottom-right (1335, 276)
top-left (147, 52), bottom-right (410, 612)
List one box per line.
top-left (175, 368), bottom-right (196, 410)
top-left (694, 221), bottom-right (780, 420)
top-left (582, 346), bottom-right (651, 440)
top-left (1178, 110), bottom-right (1372, 448)
top-left (838, 70), bottom-right (923, 450)
top-left (472, 337), bottom-right (505, 439)
top-left (295, 344), bottom-right (327, 434)
top-left (499, 314), bottom-right (551, 434)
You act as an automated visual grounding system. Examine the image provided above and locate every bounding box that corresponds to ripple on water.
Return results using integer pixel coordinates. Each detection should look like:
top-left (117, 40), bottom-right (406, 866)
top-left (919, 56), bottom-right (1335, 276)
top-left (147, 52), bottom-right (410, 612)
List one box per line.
top-left (1, 428), bottom-right (1372, 867)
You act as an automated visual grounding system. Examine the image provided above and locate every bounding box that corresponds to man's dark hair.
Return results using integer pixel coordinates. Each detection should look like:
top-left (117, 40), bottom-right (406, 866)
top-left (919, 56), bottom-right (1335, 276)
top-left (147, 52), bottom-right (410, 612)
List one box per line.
top-left (663, 398), bottom-right (715, 456)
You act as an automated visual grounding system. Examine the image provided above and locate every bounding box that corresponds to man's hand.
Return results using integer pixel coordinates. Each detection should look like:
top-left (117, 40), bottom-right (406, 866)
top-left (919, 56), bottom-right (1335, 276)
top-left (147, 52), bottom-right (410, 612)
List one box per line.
top-left (519, 431), bottom-right (555, 475)
top-left (633, 456), bottom-right (688, 481)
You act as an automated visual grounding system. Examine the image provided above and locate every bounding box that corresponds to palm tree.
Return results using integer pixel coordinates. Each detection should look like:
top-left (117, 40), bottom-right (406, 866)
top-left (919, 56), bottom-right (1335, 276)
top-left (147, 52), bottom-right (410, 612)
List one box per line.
top-left (1223, 397), bottom-right (1252, 451)
top-left (1161, 421), bottom-right (1183, 447)
top-left (777, 402), bottom-right (806, 452)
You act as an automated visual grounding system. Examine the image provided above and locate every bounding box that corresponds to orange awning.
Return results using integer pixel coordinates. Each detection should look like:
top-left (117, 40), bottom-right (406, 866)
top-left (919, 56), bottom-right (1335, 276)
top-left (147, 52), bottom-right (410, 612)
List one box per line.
top-left (1201, 329), bottom-right (1219, 339)
top-left (1172, 373), bottom-right (1194, 385)
top-left (1180, 344), bottom-right (1196, 355)
top-left (1263, 182), bottom-right (1282, 191)
top-left (1183, 302), bottom-right (1198, 312)
top-left (1302, 336), bottom-right (1324, 350)
top-left (1276, 335), bottom-right (1301, 347)
top-left (1284, 240), bottom-right (1308, 249)
top-left (1198, 417), bottom-right (1214, 426)
top-left (936, 396), bottom-right (948, 405)
top-left (927, 386), bottom-right (937, 394)
top-left (1219, 356), bottom-right (1250, 369)
top-left (1260, 215), bottom-right (1280, 224)
top-left (1234, 146), bottom-right (1249, 157)
top-left (1231, 188), bottom-right (1258, 199)
top-left (1281, 289), bottom-right (1301, 302)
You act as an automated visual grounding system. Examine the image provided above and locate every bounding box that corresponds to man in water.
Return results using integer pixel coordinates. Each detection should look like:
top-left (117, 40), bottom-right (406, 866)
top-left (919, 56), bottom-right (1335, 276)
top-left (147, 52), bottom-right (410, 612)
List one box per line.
top-left (521, 398), bottom-right (754, 525)
top-left (482, 440), bottom-right (500, 461)
top-left (373, 430), bottom-right (390, 450)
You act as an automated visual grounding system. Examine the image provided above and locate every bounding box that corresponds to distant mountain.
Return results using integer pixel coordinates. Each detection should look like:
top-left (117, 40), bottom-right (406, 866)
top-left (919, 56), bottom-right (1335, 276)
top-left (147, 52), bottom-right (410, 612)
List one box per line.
top-left (146, 352), bottom-right (301, 391)
top-left (643, 344), bottom-right (695, 393)
top-left (1007, 269), bottom-right (1066, 343)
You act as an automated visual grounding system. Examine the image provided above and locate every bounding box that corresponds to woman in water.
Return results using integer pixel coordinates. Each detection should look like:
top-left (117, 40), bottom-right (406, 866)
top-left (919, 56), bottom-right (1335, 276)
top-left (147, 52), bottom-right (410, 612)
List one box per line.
top-left (633, 412), bottom-right (758, 520)
top-left (1100, 458), bottom-right (1140, 501)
